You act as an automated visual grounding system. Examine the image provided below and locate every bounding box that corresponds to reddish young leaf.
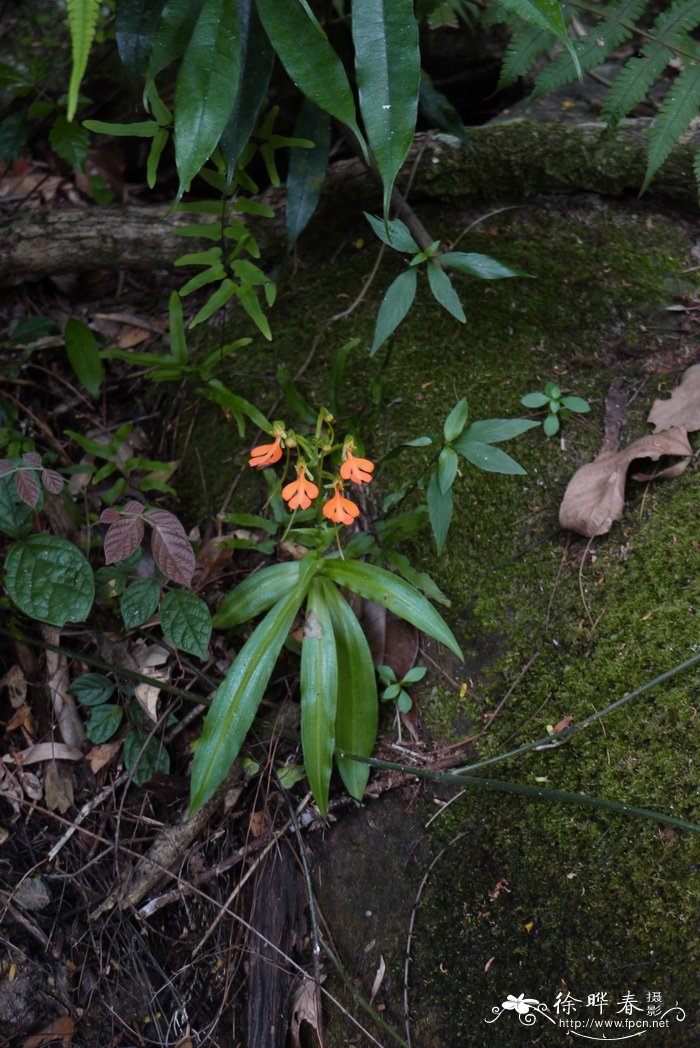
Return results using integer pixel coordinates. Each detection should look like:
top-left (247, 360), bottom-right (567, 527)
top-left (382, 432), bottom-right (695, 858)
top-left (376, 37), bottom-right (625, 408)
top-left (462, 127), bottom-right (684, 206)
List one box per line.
top-left (99, 507), bottom-right (120, 523)
top-left (41, 469), bottom-right (65, 494)
top-left (0, 459), bottom-right (15, 477)
top-left (22, 451), bottom-right (42, 467)
top-left (15, 469), bottom-right (41, 507)
top-left (145, 509), bottom-right (195, 587)
top-left (104, 515), bottom-right (145, 564)
top-left (124, 499), bottom-right (145, 514)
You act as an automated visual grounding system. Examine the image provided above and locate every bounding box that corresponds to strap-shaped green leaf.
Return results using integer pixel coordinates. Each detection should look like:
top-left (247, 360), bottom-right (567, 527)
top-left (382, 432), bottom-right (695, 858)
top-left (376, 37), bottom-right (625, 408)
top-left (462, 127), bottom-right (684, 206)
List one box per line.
top-left (322, 578), bottom-right (377, 802)
top-left (213, 561), bottom-right (301, 628)
top-left (206, 379), bottom-right (271, 435)
top-left (66, 0), bottom-right (100, 120)
top-left (116, 0), bottom-right (166, 81)
top-left (321, 558), bottom-right (462, 658)
top-left (370, 268), bottom-right (417, 355)
top-left (219, 0), bottom-right (274, 178)
top-left (255, 0), bottom-right (366, 156)
top-left (427, 264), bottom-right (466, 323)
top-left (439, 251), bottom-right (529, 279)
top-left (465, 418), bottom-right (540, 442)
top-left (364, 212), bottom-right (419, 253)
top-left (454, 437), bottom-right (526, 475)
top-left (174, 0), bottom-right (241, 196)
top-left (300, 579), bottom-right (338, 817)
top-left (286, 98), bottom-right (331, 247)
top-left (351, 0), bottom-right (419, 217)
top-left (427, 470), bottom-right (452, 555)
top-left (149, 0), bottom-right (201, 76)
top-left (190, 561), bottom-right (316, 812)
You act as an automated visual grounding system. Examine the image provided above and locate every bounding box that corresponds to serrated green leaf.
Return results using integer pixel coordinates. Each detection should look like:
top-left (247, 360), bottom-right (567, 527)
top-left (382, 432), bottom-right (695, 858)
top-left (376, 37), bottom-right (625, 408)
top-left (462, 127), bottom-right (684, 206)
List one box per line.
top-left (219, 0), bottom-right (274, 178)
top-left (66, 0), bottom-right (100, 120)
top-left (642, 64), bottom-right (700, 193)
top-left (427, 470), bottom-right (452, 555)
top-left (321, 557), bottom-right (462, 658)
top-left (443, 397), bottom-right (469, 442)
top-left (68, 672), bottom-right (115, 705)
top-left (160, 588), bottom-right (212, 658)
top-left (117, 0), bottom-right (166, 81)
top-left (466, 418), bottom-right (540, 442)
top-left (189, 558), bottom-right (316, 812)
top-left (300, 579), bottom-right (337, 817)
top-left (4, 534), bottom-right (95, 625)
top-left (499, 21), bottom-right (553, 89)
top-left (439, 251), bottom-right (529, 279)
top-left (85, 703), bottom-right (123, 743)
top-left (174, 0), bottom-right (241, 195)
top-left (370, 268), bottom-right (417, 355)
top-left (124, 725), bottom-right (170, 784)
top-left (255, 0), bottom-right (366, 155)
top-left (213, 561), bottom-right (302, 628)
top-left (286, 99), bottom-right (330, 247)
top-left (49, 114), bottom-right (90, 170)
top-left (64, 318), bottom-right (103, 398)
top-left (120, 577), bottom-right (161, 628)
top-left (322, 579), bottom-right (377, 802)
top-left (352, 0), bottom-right (419, 217)
top-left (427, 263), bottom-right (466, 322)
top-left (437, 446), bottom-right (459, 494)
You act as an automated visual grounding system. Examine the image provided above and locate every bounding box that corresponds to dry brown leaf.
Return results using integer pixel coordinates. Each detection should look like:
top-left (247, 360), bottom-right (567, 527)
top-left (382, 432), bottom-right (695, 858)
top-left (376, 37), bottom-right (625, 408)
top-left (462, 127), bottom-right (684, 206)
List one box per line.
top-left (0, 664), bottom-right (27, 707)
top-left (22, 1016), bottom-right (74, 1048)
top-left (0, 762), bottom-right (24, 818)
top-left (360, 601), bottom-right (419, 679)
top-left (291, 978), bottom-right (322, 1048)
top-left (133, 644), bottom-right (169, 721)
top-left (369, 954), bottom-right (386, 1004)
top-left (86, 740), bottom-right (122, 775)
top-left (648, 363), bottom-right (700, 433)
top-left (559, 427), bottom-right (692, 537)
top-left (4, 743), bottom-right (82, 765)
top-left (43, 761), bottom-right (74, 814)
top-left (44, 631), bottom-right (85, 748)
top-left (5, 705), bottom-right (35, 737)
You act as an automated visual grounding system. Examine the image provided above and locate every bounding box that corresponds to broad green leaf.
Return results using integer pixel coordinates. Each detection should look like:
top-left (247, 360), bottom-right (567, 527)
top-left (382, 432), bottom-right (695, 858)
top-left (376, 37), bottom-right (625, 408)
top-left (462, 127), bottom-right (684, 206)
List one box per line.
top-left (149, 0), bottom-right (201, 75)
top-left (352, 0), bottom-right (419, 217)
top-left (427, 263), bottom-right (465, 322)
top-left (85, 703), bottom-right (123, 743)
top-left (4, 535), bottom-right (95, 626)
top-left (10, 316), bottom-right (59, 344)
top-left (443, 398), bottom-right (468, 443)
top-left (189, 559), bottom-right (316, 812)
top-left (174, 0), bottom-right (241, 195)
top-left (437, 446), bottom-right (458, 495)
top-left (255, 0), bottom-right (366, 154)
top-left (521, 392), bottom-right (549, 408)
top-left (466, 418), bottom-right (540, 442)
top-left (370, 268), bottom-right (417, 355)
top-left (543, 412), bottom-right (560, 436)
top-left (219, 0), bottom-right (274, 177)
top-left (160, 589), bottom-right (212, 658)
top-left (49, 115), bottom-right (89, 170)
top-left (561, 396), bottom-right (590, 413)
top-left (64, 318), bottom-right (103, 398)
top-left (300, 579), bottom-right (338, 817)
top-left (439, 251), bottom-right (529, 280)
top-left (364, 212), bottom-right (419, 253)
top-left (322, 579), bottom-right (377, 802)
top-left (455, 438), bottom-right (526, 474)
top-left (83, 119), bottom-right (161, 137)
top-left (321, 557), bottom-right (462, 658)
top-left (117, 0), bottom-right (166, 81)
top-left (427, 470), bottom-right (452, 555)
top-left (214, 561), bottom-right (301, 628)
top-left (66, 0), bottom-right (100, 120)
top-left (68, 672), bottom-right (115, 706)
top-left (120, 577), bottom-right (161, 628)
top-left (287, 98), bottom-right (331, 247)
top-left (497, 0), bottom-right (581, 79)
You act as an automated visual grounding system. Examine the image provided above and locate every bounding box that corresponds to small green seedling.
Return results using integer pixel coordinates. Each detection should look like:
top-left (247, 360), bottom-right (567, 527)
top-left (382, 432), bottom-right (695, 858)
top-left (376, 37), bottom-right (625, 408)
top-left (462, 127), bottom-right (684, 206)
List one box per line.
top-left (521, 381), bottom-right (590, 436)
top-left (378, 664), bottom-right (427, 714)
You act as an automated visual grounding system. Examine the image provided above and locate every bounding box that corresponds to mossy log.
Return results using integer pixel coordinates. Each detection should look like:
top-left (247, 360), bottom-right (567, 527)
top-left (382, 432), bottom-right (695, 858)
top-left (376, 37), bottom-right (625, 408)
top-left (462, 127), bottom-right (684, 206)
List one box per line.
top-left (1, 118), bottom-right (697, 286)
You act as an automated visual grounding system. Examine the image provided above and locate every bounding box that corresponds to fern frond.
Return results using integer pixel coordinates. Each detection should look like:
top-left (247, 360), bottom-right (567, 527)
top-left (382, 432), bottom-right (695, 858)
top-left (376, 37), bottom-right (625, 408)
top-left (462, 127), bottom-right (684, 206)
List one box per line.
top-left (66, 0), bottom-right (100, 121)
top-left (499, 21), bottom-right (554, 87)
top-left (641, 64), bottom-right (700, 191)
top-left (532, 0), bottom-right (647, 99)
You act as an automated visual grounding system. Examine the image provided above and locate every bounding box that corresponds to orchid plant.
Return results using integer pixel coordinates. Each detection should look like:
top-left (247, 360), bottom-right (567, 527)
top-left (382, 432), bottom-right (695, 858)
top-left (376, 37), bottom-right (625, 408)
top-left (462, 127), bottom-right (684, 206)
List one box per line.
top-left (189, 409), bottom-right (463, 817)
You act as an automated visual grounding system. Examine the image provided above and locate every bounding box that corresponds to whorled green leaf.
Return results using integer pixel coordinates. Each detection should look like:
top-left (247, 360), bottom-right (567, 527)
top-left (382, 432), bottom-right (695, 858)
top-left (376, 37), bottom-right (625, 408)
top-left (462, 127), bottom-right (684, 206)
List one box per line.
top-left (437, 446), bottom-right (459, 494)
top-left (454, 438), bottom-right (526, 474)
top-left (427, 470), bottom-right (453, 555)
top-left (321, 557), bottom-right (462, 658)
top-left (466, 418), bottom-right (540, 442)
top-left (255, 0), bottom-right (366, 155)
top-left (439, 251), bottom-right (529, 280)
top-left (427, 263), bottom-right (466, 322)
top-left (521, 392), bottom-right (549, 409)
top-left (322, 578), bottom-right (377, 802)
top-left (352, 0), bottom-right (419, 217)
top-left (120, 577), bottom-right (161, 628)
top-left (543, 412), bottom-right (560, 436)
top-left (214, 561), bottom-right (302, 628)
top-left (4, 534), bottom-right (95, 626)
top-left (174, 0), bottom-right (241, 196)
top-left (66, 0), bottom-right (100, 120)
top-left (560, 396), bottom-right (590, 413)
top-left (189, 558), bottom-right (316, 812)
top-left (219, 0), bottom-right (274, 178)
top-left (370, 268), bottom-right (417, 355)
top-left (160, 588), bottom-right (212, 658)
top-left (364, 212), bottom-right (419, 253)
top-left (64, 318), bottom-right (103, 398)
top-left (116, 0), bottom-right (166, 81)
top-left (300, 579), bottom-right (338, 817)
top-left (443, 397), bottom-right (469, 443)
top-left (286, 98), bottom-right (331, 247)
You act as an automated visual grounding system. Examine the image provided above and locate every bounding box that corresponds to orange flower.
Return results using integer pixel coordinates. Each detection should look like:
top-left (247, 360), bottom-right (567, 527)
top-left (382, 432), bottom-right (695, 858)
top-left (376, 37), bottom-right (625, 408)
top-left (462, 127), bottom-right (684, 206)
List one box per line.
top-left (323, 485), bottom-right (360, 525)
top-left (248, 437), bottom-right (283, 468)
top-left (282, 466), bottom-right (319, 511)
top-left (340, 450), bottom-right (374, 484)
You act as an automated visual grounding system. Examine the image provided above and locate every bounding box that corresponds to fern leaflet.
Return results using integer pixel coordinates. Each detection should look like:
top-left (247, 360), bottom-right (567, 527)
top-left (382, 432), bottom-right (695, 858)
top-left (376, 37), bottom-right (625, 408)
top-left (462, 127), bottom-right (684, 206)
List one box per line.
top-left (532, 0), bottom-right (647, 98)
top-left (642, 63), bottom-right (700, 191)
top-left (499, 21), bottom-right (555, 87)
top-left (66, 0), bottom-right (100, 121)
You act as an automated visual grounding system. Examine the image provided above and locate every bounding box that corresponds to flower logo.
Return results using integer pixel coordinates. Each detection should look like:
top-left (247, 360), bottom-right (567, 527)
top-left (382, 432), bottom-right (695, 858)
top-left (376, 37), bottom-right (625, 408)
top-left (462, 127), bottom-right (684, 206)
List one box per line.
top-left (502, 994), bottom-right (540, 1015)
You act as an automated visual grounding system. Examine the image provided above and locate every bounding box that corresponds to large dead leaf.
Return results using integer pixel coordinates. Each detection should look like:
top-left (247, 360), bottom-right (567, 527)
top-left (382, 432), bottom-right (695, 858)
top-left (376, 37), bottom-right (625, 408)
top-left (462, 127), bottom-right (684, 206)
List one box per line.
top-left (22, 1016), bottom-right (74, 1048)
top-left (44, 761), bottom-right (75, 814)
top-left (290, 978), bottom-right (322, 1048)
top-left (360, 600), bottom-right (419, 679)
top-left (559, 427), bottom-right (692, 537)
top-left (648, 363), bottom-right (700, 433)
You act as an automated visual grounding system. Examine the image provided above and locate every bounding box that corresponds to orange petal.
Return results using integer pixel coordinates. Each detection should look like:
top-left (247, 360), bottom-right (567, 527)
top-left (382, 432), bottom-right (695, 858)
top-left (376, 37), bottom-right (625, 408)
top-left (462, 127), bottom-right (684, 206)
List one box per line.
top-left (248, 439), bottom-right (282, 468)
